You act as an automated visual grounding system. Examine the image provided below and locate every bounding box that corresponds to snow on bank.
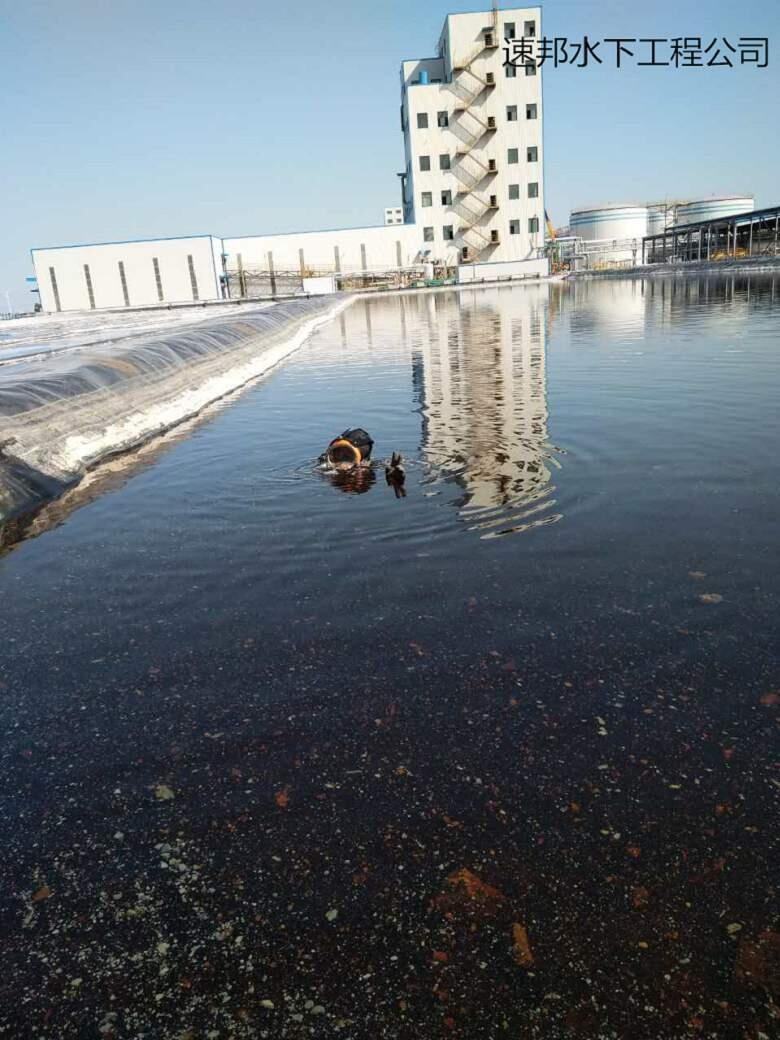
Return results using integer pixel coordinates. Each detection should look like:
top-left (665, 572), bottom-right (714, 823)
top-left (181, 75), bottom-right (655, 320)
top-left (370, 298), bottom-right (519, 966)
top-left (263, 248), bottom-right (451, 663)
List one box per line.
top-left (0, 301), bottom-right (274, 366)
top-left (0, 296), bottom-right (351, 543)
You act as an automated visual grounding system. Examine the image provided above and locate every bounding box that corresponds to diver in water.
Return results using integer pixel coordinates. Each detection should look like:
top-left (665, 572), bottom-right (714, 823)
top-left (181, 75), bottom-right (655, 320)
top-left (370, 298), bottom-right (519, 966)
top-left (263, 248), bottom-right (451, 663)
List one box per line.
top-left (319, 429), bottom-right (406, 497)
top-left (321, 428), bottom-right (374, 470)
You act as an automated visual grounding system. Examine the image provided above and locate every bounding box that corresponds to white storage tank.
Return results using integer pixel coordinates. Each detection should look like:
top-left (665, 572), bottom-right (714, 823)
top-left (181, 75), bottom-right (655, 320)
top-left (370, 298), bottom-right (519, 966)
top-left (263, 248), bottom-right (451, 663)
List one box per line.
top-left (646, 202), bottom-right (678, 236)
top-left (675, 195), bottom-right (754, 225)
top-left (569, 204), bottom-right (648, 242)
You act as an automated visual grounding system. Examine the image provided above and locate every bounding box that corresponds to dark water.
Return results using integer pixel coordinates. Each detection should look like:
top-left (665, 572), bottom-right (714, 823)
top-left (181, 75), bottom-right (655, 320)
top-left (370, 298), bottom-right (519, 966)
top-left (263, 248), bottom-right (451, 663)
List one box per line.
top-left (1, 276), bottom-right (778, 1039)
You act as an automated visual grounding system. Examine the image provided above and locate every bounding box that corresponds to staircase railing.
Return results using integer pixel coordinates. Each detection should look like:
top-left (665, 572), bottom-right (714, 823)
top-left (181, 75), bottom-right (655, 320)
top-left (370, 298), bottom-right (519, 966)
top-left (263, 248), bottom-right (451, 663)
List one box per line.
top-left (445, 14), bottom-right (500, 260)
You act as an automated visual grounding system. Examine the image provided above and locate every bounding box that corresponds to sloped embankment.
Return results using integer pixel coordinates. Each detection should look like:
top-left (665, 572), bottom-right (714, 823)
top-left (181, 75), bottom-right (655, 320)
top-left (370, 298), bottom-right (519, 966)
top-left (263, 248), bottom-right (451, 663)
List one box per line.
top-left (0, 296), bottom-right (349, 548)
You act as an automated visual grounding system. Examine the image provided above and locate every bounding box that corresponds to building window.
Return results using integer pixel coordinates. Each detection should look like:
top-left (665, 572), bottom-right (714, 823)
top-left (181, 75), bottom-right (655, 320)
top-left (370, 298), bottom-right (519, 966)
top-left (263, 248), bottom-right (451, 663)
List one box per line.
top-left (437, 110), bottom-right (449, 127)
top-left (529, 217), bottom-right (540, 233)
top-left (506, 105), bottom-right (517, 121)
top-left (525, 63), bottom-right (537, 76)
top-left (510, 219), bottom-right (521, 235)
top-left (417, 112), bottom-right (428, 129)
top-left (508, 184), bottom-right (520, 200)
top-left (118, 260), bottom-right (130, 306)
top-left (83, 264), bottom-right (95, 309)
top-left (152, 257), bottom-right (164, 301)
top-left (508, 148), bottom-right (518, 164)
top-left (528, 182), bottom-right (539, 198)
top-left (504, 21), bottom-right (516, 39)
top-left (461, 247), bottom-right (469, 261)
top-left (505, 64), bottom-right (517, 78)
top-left (419, 155), bottom-right (431, 171)
top-left (524, 20), bottom-right (536, 37)
top-left (526, 103), bottom-right (538, 119)
top-left (441, 189), bottom-right (452, 205)
top-left (187, 254), bottom-right (199, 301)
top-left (527, 146), bottom-right (538, 162)
top-left (423, 226), bottom-right (434, 242)
top-left (421, 191), bottom-right (433, 207)
top-left (439, 153), bottom-right (451, 170)
top-left (49, 267), bottom-right (61, 312)
top-left (443, 225), bottom-right (454, 240)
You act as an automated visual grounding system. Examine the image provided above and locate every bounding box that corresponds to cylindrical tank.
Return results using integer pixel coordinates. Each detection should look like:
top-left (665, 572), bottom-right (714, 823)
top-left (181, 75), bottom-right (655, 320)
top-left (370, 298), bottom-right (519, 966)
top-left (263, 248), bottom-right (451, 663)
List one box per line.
top-left (569, 204), bottom-right (648, 242)
top-left (646, 203), bottom-right (677, 236)
top-left (419, 69), bottom-right (429, 85)
top-left (675, 196), bottom-right (754, 225)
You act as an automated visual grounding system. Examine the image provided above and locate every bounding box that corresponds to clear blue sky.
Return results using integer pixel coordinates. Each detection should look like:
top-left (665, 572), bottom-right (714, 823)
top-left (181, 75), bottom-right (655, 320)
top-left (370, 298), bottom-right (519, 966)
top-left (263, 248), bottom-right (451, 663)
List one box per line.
top-left (1, 0), bottom-right (778, 311)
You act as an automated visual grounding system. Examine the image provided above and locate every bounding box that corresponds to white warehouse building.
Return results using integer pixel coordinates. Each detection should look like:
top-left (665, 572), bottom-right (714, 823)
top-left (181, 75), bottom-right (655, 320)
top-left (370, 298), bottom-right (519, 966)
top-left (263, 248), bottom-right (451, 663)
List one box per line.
top-left (31, 6), bottom-right (549, 314)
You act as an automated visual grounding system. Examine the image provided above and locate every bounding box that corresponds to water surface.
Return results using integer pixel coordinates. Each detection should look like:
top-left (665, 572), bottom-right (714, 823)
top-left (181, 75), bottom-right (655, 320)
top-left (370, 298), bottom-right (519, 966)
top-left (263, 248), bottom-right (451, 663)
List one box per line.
top-left (1, 276), bottom-right (778, 1039)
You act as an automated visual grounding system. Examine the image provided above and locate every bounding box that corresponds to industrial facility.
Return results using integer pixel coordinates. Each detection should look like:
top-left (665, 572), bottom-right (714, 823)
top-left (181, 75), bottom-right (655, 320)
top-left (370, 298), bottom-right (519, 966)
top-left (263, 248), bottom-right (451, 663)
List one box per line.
top-left (31, 6), bottom-right (549, 314)
top-left (562, 195), bottom-right (756, 269)
top-left (643, 203), bottom-right (780, 265)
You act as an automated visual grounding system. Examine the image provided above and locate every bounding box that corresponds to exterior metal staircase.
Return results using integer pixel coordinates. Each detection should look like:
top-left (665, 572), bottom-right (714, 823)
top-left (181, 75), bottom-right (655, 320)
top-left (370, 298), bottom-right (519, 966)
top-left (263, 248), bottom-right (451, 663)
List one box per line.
top-left (447, 12), bottom-right (499, 260)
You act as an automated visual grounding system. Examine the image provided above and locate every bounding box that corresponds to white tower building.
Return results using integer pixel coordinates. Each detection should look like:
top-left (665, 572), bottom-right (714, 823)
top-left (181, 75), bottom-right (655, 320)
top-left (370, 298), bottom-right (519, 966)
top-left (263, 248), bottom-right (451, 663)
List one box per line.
top-left (401, 7), bottom-right (544, 268)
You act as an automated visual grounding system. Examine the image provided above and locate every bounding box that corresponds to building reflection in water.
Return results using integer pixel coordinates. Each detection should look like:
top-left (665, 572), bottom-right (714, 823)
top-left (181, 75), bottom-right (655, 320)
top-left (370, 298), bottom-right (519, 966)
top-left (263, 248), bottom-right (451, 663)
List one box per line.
top-left (410, 285), bottom-right (563, 538)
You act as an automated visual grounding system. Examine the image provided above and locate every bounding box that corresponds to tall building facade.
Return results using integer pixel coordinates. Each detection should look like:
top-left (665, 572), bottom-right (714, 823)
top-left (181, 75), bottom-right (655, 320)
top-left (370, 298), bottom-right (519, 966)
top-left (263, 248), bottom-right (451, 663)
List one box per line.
top-left (31, 7), bottom-right (549, 313)
top-left (401, 7), bottom-right (544, 266)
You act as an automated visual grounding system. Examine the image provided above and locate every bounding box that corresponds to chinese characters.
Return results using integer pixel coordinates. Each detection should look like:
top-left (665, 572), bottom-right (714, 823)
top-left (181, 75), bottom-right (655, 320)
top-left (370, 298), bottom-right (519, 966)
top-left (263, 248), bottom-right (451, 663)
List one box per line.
top-left (503, 36), bottom-right (769, 69)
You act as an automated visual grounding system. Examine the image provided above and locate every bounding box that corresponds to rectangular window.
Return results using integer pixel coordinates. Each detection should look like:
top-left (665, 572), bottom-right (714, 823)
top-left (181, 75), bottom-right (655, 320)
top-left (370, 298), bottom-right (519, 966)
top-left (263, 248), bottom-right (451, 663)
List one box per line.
top-left (527, 146), bottom-right (538, 162)
top-left (437, 110), bottom-right (449, 128)
top-left (509, 219), bottom-right (521, 235)
top-left (504, 22), bottom-right (516, 39)
top-left (524, 20), bottom-right (536, 37)
top-left (529, 217), bottom-right (540, 233)
top-left (421, 191), bottom-right (433, 207)
top-left (417, 112), bottom-right (429, 129)
top-left (441, 189), bottom-right (452, 206)
top-left (508, 148), bottom-right (519, 164)
top-left (526, 103), bottom-right (538, 119)
top-left (423, 226), bottom-right (434, 242)
top-left (152, 257), bottom-right (164, 301)
top-left (83, 264), bottom-right (95, 309)
top-left (505, 63), bottom-right (517, 78)
top-left (439, 153), bottom-right (451, 170)
top-left (525, 63), bottom-right (537, 76)
top-left (442, 225), bottom-right (454, 241)
top-left (49, 267), bottom-right (61, 312)
top-left (508, 184), bottom-right (520, 200)
top-left (506, 105), bottom-right (517, 121)
top-left (187, 254), bottom-right (199, 301)
top-left (419, 155), bottom-right (431, 171)
top-left (118, 260), bottom-right (130, 306)
top-left (528, 182), bottom-right (539, 198)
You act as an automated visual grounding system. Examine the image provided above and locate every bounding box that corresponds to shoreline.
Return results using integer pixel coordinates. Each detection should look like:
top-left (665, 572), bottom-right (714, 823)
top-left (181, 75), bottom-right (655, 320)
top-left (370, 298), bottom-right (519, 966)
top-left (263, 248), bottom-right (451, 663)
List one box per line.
top-left (572, 255), bottom-right (780, 280)
top-left (0, 296), bottom-right (352, 551)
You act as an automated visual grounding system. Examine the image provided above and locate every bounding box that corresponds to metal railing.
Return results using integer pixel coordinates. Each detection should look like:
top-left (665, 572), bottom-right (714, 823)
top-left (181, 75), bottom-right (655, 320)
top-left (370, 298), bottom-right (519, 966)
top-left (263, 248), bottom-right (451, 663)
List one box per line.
top-left (445, 15), bottom-right (499, 261)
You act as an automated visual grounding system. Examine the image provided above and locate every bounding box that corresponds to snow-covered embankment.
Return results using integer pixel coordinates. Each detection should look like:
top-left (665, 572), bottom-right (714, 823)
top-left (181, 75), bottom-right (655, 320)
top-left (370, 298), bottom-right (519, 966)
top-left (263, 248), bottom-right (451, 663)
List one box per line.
top-left (0, 296), bottom-right (350, 546)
